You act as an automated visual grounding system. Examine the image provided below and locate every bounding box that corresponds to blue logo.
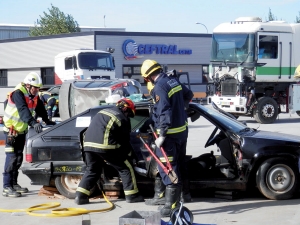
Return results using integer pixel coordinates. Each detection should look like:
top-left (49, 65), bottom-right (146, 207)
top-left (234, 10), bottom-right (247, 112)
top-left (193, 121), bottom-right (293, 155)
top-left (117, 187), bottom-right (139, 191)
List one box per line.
top-left (122, 39), bottom-right (192, 60)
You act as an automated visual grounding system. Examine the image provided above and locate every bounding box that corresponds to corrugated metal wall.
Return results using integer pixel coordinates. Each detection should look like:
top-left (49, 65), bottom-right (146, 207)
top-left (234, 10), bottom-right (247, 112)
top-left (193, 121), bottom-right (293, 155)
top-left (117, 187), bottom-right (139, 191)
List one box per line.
top-left (0, 30), bottom-right (29, 39)
top-left (0, 35), bottom-right (94, 69)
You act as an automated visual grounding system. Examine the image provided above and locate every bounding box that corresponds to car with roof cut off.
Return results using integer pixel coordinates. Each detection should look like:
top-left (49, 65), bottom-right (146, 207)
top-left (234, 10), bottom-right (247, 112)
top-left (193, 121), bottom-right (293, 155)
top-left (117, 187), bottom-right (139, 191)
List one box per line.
top-left (21, 101), bottom-right (300, 200)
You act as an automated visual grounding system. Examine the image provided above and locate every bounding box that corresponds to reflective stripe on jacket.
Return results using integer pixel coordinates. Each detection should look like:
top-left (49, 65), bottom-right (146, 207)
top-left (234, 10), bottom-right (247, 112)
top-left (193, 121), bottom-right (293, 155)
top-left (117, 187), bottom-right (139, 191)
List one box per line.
top-left (83, 106), bottom-right (131, 153)
top-left (3, 83), bottom-right (38, 132)
top-left (152, 73), bottom-right (188, 138)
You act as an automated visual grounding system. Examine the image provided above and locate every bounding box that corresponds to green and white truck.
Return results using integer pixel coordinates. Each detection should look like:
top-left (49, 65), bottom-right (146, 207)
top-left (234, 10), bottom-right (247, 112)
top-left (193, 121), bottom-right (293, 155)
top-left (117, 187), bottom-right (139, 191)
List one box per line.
top-left (207, 16), bottom-right (300, 123)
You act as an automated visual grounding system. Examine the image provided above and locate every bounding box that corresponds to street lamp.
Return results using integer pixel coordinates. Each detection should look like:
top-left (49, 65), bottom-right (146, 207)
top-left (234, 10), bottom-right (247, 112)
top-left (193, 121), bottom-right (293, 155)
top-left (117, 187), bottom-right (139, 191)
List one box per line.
top-left (195, 22), bottom-right (208, 33)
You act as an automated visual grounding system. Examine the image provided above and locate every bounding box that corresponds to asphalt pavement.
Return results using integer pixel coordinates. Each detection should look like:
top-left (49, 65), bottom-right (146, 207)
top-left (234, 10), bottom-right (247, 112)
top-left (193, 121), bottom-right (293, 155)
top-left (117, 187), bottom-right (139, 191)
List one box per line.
top-left (1, 110), bottom-right (300, 225)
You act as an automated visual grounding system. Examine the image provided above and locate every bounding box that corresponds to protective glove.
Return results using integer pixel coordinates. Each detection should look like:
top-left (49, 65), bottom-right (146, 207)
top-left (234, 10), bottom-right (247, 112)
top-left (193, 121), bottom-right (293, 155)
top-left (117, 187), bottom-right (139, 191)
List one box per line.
top-left (33, 123), bottom-right (43, 133)
top-left (155, 136), bottom-right (166, 148)
top-left (46, 121), bottom-right (56, 126)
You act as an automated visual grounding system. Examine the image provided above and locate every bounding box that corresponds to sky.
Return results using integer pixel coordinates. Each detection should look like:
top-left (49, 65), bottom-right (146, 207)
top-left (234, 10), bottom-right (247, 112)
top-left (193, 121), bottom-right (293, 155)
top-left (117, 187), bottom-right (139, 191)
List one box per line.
top-left (0, 0), bottom-right (300, 34)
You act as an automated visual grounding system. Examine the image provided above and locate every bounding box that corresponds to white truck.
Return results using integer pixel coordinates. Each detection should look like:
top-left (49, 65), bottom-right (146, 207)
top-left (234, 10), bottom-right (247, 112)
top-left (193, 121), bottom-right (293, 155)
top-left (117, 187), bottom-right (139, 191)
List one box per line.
top-left (207, 17), bottom-right (300, 123)
top-left (54, 49), bottom-right (116, 84)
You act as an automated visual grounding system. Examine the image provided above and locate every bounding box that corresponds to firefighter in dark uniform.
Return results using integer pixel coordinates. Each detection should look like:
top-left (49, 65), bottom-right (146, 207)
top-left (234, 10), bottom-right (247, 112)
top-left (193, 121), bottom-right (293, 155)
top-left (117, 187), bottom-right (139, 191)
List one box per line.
top-left (38, 91), bottom-right (57, 121)
top-left (75, 98), bottom-right (144, 205)
top-left (2, 72), bottom-right (56, 197)
top-left (141, 59), bottom-right (193, 217)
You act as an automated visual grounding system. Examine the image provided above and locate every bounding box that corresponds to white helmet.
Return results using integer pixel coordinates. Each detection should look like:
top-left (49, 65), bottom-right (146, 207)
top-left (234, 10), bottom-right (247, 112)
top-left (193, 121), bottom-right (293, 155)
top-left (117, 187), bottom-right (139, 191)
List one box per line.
top-left (23, 72), bottom-right (43, 88)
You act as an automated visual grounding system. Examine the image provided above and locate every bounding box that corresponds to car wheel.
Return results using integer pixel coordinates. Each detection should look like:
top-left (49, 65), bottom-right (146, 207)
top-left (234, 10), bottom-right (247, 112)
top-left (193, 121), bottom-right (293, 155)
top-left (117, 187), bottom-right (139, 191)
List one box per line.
top-left (296, 111), bottom-right (300, 116)
top-left (55, 175), bottom-right (83, 199)
top-left (256, 158), bottom-right (299, 200)
top-left (253, 97), bottom-right (278, 124)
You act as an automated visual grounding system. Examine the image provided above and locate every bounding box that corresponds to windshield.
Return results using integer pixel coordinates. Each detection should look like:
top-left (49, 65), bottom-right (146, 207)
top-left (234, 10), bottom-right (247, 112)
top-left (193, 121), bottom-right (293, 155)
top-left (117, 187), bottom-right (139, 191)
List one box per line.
top-left (211, 33), bottom-right (255, 63)
top-left (196, 104), bottom-right (248, 133)
top-left (78, 53), bottom-right (114, 70)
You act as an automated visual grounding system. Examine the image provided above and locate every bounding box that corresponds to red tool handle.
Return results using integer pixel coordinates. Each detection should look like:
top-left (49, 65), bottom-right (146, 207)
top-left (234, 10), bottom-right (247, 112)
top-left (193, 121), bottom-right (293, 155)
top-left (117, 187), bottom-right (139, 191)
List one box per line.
top-left (139, 136), bottom-right (170, 175)
top-left (149, 124), bottom-right (173, 171)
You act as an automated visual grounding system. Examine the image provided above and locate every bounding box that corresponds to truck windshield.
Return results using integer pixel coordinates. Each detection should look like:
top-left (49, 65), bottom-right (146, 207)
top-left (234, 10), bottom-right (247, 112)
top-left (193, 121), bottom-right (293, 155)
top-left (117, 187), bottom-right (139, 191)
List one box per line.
top-left (211, 33), bottom-right (255, 63)
top-left (78, 53), bottom-right (115, 70)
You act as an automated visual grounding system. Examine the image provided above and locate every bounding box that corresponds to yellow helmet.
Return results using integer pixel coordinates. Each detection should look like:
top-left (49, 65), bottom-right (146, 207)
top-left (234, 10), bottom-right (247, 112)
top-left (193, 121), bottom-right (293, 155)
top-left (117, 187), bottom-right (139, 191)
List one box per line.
top-left (295, 64), bottom-right (300, 79)
top-left (141, 59), bottom-right (162, 78)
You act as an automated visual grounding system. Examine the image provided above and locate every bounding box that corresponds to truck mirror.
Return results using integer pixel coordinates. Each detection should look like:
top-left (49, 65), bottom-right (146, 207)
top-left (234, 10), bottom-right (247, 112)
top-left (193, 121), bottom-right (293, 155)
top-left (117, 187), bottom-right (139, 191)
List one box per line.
top-left (72, 56), bottom-right (77, 70)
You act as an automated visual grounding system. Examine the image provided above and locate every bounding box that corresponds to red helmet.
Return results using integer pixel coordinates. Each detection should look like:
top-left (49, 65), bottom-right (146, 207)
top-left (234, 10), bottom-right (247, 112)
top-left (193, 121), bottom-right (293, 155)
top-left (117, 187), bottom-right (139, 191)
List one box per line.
top-left (116, 98), bottom-right (136, 117)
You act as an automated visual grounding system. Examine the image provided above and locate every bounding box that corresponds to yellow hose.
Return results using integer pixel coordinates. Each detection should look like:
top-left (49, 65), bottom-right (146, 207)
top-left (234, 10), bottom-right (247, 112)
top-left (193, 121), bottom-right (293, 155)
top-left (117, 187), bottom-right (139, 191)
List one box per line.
top-left (0, 191), bottom-right (115, 217)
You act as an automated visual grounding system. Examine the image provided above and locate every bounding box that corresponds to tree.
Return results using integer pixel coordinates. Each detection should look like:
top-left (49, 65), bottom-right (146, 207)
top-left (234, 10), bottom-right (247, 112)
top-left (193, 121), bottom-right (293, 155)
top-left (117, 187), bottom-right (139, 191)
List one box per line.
top-left (266, 8), bottom-right (277, 21)
top-left (296, 11), bottom-right (300, 23)
top-left (29, 4), bottom-right (80, 36)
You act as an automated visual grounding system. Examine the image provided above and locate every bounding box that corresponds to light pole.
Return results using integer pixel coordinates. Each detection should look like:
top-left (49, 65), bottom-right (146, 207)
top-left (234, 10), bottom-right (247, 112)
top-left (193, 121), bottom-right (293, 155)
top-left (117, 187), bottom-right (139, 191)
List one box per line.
top-left (195, 22), bottom-right (208, 33)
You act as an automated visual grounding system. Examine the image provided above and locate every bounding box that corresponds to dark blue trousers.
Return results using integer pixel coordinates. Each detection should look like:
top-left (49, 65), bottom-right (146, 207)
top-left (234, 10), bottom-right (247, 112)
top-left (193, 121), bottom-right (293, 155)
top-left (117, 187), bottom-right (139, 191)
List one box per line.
top-left (3, 132), bottom-right (26, 188)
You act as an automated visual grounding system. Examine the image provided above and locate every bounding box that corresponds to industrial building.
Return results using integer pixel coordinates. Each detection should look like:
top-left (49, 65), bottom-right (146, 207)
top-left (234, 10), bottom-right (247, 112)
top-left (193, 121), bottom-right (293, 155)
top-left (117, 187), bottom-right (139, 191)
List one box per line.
top-left (0, 26), bottom-right (211, 115)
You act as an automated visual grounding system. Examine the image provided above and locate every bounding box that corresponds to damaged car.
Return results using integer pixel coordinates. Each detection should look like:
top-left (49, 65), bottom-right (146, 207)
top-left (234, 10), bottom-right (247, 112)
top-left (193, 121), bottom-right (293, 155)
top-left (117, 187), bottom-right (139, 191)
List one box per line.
top-left (21, 102), bottom-right (300, 200)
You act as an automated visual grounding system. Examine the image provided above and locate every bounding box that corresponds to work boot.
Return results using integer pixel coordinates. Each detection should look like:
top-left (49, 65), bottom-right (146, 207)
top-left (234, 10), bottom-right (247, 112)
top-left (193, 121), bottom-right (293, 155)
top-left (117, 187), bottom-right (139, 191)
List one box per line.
top-left (3, 187), bottom-right (21, 197)
top-left (160, 185), bottom-right (181, 217)
top-left (180, 179), bottom-right (192, 203)
top-left (13, 184), bottom-right (29, 193)
top-left (125, 193), bottom-right (144, 203)
top-left (74, 191), bottom-right (89, 205)
top-left (145, 176), bottom-right (166, 205)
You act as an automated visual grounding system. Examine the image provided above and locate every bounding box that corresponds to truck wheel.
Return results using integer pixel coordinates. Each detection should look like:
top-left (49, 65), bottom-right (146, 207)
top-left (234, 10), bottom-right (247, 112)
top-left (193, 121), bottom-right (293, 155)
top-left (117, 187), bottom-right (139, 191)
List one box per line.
top-left (55, 175), bottom-right (83, 199)
top-left (253, 97), bottom-right (278, 124)
top-left (256, 158), bottom-right (298, 200)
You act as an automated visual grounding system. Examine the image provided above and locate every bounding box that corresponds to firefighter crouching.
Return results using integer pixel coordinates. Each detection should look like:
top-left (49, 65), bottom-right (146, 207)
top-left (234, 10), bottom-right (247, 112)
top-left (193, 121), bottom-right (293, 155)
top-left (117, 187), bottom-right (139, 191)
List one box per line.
top-left (75, 98), bottom-right (144, 205)
top-left (38, 91), bottom-right (57, 121)
top-left (2, 72), bottom-right (56, 197)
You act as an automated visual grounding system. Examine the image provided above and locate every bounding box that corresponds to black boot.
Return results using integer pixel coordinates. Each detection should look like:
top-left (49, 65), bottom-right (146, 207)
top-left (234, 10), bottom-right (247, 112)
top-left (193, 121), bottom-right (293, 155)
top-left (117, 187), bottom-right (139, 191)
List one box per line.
top-left (160, 185), bottom-right (181, 217)
top-left (3, 187), bottom-right (21, 197)
top-left (13, 172), bottom-right (29, 193)
top-left (13, 184), bottom-right (29, 193)
top-left (74, 191), bottom-right (89, 205)
top-left (145, 176), bottom-right (166, 205)
top-left (125, 192), bottom-right (144, 203)
top-left (180, 179), bottom-right (192, 203)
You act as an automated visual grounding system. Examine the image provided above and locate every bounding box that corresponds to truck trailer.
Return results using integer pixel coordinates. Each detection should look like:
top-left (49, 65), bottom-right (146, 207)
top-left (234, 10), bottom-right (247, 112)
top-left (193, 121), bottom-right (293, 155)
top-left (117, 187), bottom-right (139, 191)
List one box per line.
top-left (207, 17), bottom-right (300, 123)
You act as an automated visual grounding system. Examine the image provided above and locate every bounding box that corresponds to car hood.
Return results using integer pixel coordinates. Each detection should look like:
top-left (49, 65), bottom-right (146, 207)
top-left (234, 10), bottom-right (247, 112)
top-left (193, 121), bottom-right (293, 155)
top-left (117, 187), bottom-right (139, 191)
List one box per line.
top-left (250, 130), bottom-right (300, 144)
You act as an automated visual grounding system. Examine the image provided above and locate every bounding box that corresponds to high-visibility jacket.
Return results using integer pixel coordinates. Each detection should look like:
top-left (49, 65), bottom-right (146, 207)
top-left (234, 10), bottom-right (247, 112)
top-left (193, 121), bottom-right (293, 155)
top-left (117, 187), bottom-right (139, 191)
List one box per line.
top-left (151, 72), bottom-right (191, 139)
top-left (3, 83), bottom-right (38, 133)
top-left (83, 106), bottom-right (132, 153)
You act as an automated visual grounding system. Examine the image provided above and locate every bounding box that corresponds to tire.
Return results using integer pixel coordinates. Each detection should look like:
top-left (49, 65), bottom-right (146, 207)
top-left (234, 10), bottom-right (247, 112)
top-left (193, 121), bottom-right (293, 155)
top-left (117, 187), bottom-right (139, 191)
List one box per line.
top-left (256, 158), bottom-right (299, 200)
top-left (296, 111), bottom-right (300, 116)
top-left (253, 97), bottom-right (278, 124)
top-left (55, 175), bottom-right (83, 199)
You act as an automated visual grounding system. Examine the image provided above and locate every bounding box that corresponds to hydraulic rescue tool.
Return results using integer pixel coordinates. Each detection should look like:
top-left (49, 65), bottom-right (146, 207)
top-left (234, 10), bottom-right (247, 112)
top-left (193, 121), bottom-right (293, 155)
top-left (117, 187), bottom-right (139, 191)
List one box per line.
top-left (139, 124), bottom-right (178, 184)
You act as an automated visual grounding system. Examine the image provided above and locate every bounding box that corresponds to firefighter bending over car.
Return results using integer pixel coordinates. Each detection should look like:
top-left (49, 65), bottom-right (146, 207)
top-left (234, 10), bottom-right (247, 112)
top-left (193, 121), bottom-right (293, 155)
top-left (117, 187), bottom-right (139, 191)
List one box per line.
top-left (37, 91), bottom-right (57, 121)
top-left (75, 98), bottom-right (144, 205)
top-left (140, 59), bottom-right (193, 217)
top-left (2, 72), bottom-right (56, 198)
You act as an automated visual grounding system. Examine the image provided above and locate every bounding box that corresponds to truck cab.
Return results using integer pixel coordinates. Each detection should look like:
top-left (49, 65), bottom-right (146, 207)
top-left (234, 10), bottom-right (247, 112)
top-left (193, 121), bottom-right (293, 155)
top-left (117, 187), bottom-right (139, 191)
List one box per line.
top-left (54, 49), bottom-right (115, 84)
top-left (207, 17), bottom-right (300, 123)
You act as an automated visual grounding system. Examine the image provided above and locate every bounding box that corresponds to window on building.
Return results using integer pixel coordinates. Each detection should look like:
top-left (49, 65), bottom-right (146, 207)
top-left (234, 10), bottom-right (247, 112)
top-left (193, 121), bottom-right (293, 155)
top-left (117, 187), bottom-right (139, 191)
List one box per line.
top-left (41, 67), bottom-right (54, 85)
top-left (122, 65), bottom-right (143, 83)
top-left (258, 35), bottom-right (278, 59)
top-left (202, 65), bottom-right (209, 83)
top-left (0, 70), bottom-right (8, 86)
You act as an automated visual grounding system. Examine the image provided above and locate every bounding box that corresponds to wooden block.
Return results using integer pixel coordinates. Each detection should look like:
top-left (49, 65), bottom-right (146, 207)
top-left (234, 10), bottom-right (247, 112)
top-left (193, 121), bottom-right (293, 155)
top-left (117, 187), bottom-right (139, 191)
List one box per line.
top-left (54, 193), bottom-right (66, 199)
top-left (42, 185), bottom-right (58, 192)
top-left (105, 191), bottom-right (120, 196)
